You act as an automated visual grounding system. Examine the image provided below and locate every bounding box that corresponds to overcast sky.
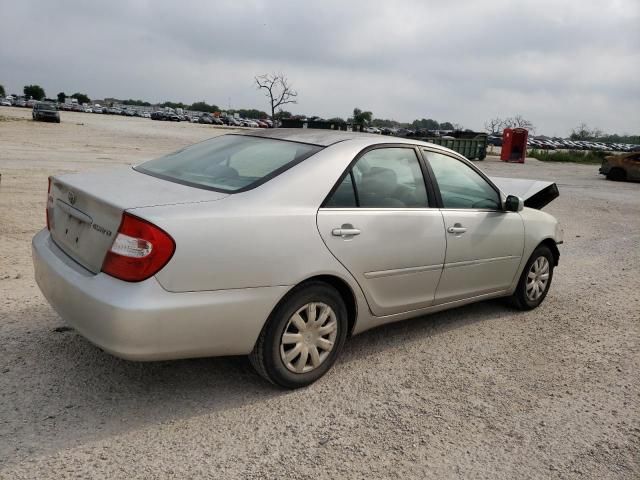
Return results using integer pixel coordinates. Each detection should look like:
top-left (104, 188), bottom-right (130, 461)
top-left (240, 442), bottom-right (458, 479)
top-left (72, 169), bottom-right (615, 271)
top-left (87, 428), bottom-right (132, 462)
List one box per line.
top-left (1, 0), bottom-right (638, 135)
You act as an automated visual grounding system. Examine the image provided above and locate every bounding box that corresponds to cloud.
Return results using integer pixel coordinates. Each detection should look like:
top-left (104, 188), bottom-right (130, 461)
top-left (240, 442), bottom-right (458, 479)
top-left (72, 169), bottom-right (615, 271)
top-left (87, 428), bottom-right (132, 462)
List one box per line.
top-left (1, 0), bottom-right (638, 135)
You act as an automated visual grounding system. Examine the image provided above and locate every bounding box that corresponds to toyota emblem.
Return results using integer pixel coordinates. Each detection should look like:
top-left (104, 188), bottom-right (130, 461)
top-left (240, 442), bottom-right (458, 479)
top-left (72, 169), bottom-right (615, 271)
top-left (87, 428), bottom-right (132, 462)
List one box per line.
top-left (68, 191), bottom-right (76, 205)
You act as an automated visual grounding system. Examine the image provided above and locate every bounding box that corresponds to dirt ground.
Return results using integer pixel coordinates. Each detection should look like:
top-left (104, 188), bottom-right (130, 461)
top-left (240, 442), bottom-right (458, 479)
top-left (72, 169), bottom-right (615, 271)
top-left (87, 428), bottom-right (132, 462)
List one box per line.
top-left (0, 106), bottom-right (638, 479)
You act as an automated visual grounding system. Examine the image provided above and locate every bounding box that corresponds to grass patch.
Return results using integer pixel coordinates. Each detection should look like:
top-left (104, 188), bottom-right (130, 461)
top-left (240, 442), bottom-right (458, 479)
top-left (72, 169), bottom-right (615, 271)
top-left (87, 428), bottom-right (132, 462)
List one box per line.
top-left (528, 149), bottom-right (606, 164)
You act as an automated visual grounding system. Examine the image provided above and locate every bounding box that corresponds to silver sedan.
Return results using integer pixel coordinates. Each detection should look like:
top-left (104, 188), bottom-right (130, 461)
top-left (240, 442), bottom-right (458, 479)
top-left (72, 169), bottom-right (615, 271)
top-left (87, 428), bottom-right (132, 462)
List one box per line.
top-left (32, 130), bottom-right (563, 388)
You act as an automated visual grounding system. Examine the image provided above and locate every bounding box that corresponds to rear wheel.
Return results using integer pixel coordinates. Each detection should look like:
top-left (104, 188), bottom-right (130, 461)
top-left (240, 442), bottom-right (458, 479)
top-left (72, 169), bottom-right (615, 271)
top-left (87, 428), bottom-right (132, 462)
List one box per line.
top-left (511, 245), bottom-right (554, 310)
top-left (250, 282), bottom-right (348, 388)
top-left (606, 168), bottom-right (626, 181)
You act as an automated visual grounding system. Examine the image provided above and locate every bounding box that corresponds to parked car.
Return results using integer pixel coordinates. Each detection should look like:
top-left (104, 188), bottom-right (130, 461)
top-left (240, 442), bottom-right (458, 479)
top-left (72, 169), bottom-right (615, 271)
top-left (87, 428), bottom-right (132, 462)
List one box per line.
top-left (33, 130), bottom-right (562, 388)
top-left (32, 102), bottom-right (60, 123)
top-left (225, 117), bottom-right (242, 127)
top-left (0, 98), bottom-right (12, 106)
top-left (487, 135), bottom-right (503, 146)
top-left (240, 119), bottom-right (259, 127)
top-left (599, 152), bottom-right (640, 181)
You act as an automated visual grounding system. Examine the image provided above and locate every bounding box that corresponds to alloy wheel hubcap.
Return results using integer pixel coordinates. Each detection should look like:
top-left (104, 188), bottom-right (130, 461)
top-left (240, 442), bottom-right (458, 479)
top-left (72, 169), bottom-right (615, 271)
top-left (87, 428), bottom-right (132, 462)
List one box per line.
top-left (526, 256), bottom-right (550, 301)
top-left (280, 302), bottom-right (338, 374)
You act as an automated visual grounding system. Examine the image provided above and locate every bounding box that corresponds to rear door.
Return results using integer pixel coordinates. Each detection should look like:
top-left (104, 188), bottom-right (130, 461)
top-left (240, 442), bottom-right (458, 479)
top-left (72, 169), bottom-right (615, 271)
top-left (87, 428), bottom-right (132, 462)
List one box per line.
top-left (422, 149), bottom-right (524, 303)
top-left (317, 146), bottom-right (446, 316)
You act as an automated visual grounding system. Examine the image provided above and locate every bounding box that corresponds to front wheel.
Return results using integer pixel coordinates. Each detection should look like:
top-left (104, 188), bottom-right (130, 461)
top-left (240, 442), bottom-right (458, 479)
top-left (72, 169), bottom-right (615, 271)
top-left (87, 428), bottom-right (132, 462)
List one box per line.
top-left (511, 245), bottom-right (555, 310)
top-left (249, 282), bottom-right (348, 388)
top-left (606, 168), bottom-right (626, 181)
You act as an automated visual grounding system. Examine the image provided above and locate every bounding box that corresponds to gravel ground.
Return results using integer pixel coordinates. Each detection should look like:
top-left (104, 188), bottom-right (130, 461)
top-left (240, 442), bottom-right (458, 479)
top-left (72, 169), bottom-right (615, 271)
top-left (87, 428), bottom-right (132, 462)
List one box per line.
top-left (0, 106), bottom-right (638, 479)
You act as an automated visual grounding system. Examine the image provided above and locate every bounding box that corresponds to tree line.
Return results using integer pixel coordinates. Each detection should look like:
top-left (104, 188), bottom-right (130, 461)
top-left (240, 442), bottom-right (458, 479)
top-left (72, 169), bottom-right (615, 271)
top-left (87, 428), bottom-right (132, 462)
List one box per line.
top-left (4, 81), bottom-right (636, 141)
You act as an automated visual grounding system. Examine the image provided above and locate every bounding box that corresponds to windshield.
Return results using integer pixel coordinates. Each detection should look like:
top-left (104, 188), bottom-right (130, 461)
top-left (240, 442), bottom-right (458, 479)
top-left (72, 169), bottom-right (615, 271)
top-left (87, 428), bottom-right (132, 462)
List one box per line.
top-left (135, 134), bottom-right (322, 192)
top-left (38, 103), bottom-right (57, 110)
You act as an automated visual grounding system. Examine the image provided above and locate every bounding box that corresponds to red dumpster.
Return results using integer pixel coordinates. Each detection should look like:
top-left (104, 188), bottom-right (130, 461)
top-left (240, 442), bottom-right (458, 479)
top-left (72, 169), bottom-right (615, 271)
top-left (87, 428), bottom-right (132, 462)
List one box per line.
top-left (500, 128), bottom-right (528, 163)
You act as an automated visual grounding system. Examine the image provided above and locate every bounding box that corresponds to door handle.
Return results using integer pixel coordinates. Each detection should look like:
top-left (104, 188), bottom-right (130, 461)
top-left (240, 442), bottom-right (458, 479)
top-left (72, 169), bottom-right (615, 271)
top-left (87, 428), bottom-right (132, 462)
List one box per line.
top-left (332, 225), bottom-right (361, 237)
top-left (447, 225), bottom-right (467, 234)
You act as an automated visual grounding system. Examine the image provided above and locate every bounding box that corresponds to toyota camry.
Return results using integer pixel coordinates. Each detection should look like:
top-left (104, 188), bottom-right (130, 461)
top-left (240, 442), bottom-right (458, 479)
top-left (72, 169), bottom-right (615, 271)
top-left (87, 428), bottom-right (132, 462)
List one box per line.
top-left (32, 129), bottom-right (563, 388)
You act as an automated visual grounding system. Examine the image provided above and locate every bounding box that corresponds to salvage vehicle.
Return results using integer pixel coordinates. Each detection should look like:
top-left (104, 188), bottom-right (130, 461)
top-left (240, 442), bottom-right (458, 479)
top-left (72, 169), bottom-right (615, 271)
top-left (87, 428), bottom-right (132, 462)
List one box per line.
top-left (599, 152), bottom-right (640, 181)
top-left (32, 102), bottom-right (60, 123)
top-left (32, 130), bottom-right (563, 388)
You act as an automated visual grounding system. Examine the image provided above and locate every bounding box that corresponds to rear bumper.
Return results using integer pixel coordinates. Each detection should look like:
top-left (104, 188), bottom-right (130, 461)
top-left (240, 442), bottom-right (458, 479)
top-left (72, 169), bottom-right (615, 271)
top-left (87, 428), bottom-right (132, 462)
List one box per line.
top-left (32, 229), bottom-right (287, 360)
top-left (35, 114), bottom-right (60, 122)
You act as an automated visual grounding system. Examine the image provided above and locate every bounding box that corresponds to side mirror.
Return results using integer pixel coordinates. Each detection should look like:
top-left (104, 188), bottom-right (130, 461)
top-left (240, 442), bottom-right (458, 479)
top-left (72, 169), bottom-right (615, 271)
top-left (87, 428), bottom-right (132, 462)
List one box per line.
top-left (504, 195), bottom-right (524, 212)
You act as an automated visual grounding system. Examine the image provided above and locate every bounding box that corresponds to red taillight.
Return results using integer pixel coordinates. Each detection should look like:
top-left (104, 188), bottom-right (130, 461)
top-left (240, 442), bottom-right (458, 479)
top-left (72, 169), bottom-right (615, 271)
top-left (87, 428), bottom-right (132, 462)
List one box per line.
top-left (101, 213), bottom-right (175, 282)
top-left (46, 177), bottom-right (53, 230)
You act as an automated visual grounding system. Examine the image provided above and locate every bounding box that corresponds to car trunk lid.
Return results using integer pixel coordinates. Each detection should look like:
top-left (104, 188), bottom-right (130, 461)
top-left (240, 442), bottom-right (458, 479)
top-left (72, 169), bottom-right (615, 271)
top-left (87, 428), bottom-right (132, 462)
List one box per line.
top-left (48, 167), bottom-right (227, 273)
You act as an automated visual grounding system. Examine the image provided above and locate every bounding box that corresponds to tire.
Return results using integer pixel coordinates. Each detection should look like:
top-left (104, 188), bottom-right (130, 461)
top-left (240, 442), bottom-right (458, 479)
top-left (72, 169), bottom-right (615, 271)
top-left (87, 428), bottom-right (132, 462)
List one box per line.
top-left (510, 245), bottom-right (555, 310)
top-left (249, 282), bottom-right (348, 388)
top-left (606, 168), bottom-right (626, 181)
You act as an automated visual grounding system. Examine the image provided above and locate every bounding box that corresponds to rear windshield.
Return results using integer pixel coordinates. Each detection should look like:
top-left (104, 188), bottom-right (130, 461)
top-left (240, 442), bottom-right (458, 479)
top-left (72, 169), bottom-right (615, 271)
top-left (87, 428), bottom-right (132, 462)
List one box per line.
top-left (134, 135), bottom-right (322, 193)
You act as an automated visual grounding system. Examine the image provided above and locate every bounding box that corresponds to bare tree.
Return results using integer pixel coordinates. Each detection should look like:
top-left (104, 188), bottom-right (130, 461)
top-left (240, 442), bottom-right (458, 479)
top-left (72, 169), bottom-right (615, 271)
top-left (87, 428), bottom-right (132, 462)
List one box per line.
top-left (511, 114), bottom-right (535, 132)
top-left (570, 122), bottom-right (594, 140)
top-left (502, 115), bottom-right (535, 133)
top-left (255, 73), bottom-right (298, 126)
top-left (484, 117), bottom-right (504, 135)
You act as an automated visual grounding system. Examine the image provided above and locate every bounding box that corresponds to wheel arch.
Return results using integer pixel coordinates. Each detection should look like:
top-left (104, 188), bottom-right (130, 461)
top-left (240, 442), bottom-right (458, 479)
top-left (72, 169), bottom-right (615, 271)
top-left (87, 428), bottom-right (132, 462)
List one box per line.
top-left (539, 238), bottom-right (560, 266)
top-left (273, 274), bottom-right (359, 337)
top-left (608, 167), bottom-right (627, 180)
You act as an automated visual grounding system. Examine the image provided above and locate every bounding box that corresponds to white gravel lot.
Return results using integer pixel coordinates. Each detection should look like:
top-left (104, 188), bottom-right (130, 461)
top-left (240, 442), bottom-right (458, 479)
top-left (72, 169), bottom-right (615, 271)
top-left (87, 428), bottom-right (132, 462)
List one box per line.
top-left (0, 106), bottom-right (638, 479)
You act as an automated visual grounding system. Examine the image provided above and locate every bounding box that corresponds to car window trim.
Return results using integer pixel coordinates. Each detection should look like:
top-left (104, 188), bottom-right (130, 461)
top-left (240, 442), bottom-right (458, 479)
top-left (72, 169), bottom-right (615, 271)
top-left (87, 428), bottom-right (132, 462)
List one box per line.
top-left (320, 143), bottom-right (437, 209)
top-left (420, 147), bottom-right (504, 211)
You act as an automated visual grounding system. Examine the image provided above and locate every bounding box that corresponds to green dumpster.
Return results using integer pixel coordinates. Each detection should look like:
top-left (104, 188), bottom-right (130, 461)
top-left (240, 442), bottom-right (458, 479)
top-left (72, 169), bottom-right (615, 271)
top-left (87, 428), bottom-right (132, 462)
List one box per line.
top-left (418, 134), bottom-right (488, 161)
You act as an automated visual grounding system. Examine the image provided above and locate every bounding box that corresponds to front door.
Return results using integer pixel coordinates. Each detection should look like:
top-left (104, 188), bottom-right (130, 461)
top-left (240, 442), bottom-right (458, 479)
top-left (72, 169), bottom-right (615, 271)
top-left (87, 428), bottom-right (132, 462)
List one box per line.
top-left (423, 150), bottom-right (524, 303)
top-left (317, 146), bottom-right (446, 316)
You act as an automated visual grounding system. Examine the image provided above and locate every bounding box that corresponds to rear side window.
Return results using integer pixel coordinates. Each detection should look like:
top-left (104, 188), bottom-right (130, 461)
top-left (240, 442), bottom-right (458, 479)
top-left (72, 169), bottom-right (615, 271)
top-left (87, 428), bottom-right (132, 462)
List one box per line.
top-left (324, 147), bottom-right (429, 208)
top-left (135, 135), bottom-right (322, 192)
top-left (325, 173), bottom-right (357, 207)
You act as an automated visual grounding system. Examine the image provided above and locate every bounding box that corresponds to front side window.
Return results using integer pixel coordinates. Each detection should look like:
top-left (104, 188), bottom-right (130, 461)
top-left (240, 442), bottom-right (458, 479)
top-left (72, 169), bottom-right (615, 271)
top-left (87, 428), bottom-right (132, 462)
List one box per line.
top-left (325, 147), bottom-right (429, 208)
top-left (135, 135), bottom-right (322, 192)
top-left (425, 151), bottom-right (500, 209)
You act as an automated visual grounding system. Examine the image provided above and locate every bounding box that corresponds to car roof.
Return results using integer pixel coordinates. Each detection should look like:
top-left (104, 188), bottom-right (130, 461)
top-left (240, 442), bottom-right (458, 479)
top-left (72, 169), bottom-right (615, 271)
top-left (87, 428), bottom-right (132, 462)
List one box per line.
top-left (237, 128), bottom-right (383, 146)
top-left (231, 128), bottom-right (471, 160)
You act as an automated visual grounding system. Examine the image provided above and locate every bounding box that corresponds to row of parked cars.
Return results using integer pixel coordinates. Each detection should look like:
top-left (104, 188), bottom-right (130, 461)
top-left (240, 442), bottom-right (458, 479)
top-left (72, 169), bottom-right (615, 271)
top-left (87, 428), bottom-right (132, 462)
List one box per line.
top-left (1, 97), bottom-right (38, 107)
top-left (487, 134), bottom-right (639, 153)
top-left (76, 105), bottom-right (154, 117)
top-left (149, 110), bottom-right (273, 127)
top-left (1, 97), bottom-right (276, 129)
top-left (526, 138), bottom-right (637, 152)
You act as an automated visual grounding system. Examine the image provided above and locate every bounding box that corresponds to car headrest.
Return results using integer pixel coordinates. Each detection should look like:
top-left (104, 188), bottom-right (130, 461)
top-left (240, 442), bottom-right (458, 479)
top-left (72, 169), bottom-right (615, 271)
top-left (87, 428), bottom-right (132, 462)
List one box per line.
top-left (207, 164), bottom-right (239, 178)
top-left (360, 167), bottom-right (398, 197)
